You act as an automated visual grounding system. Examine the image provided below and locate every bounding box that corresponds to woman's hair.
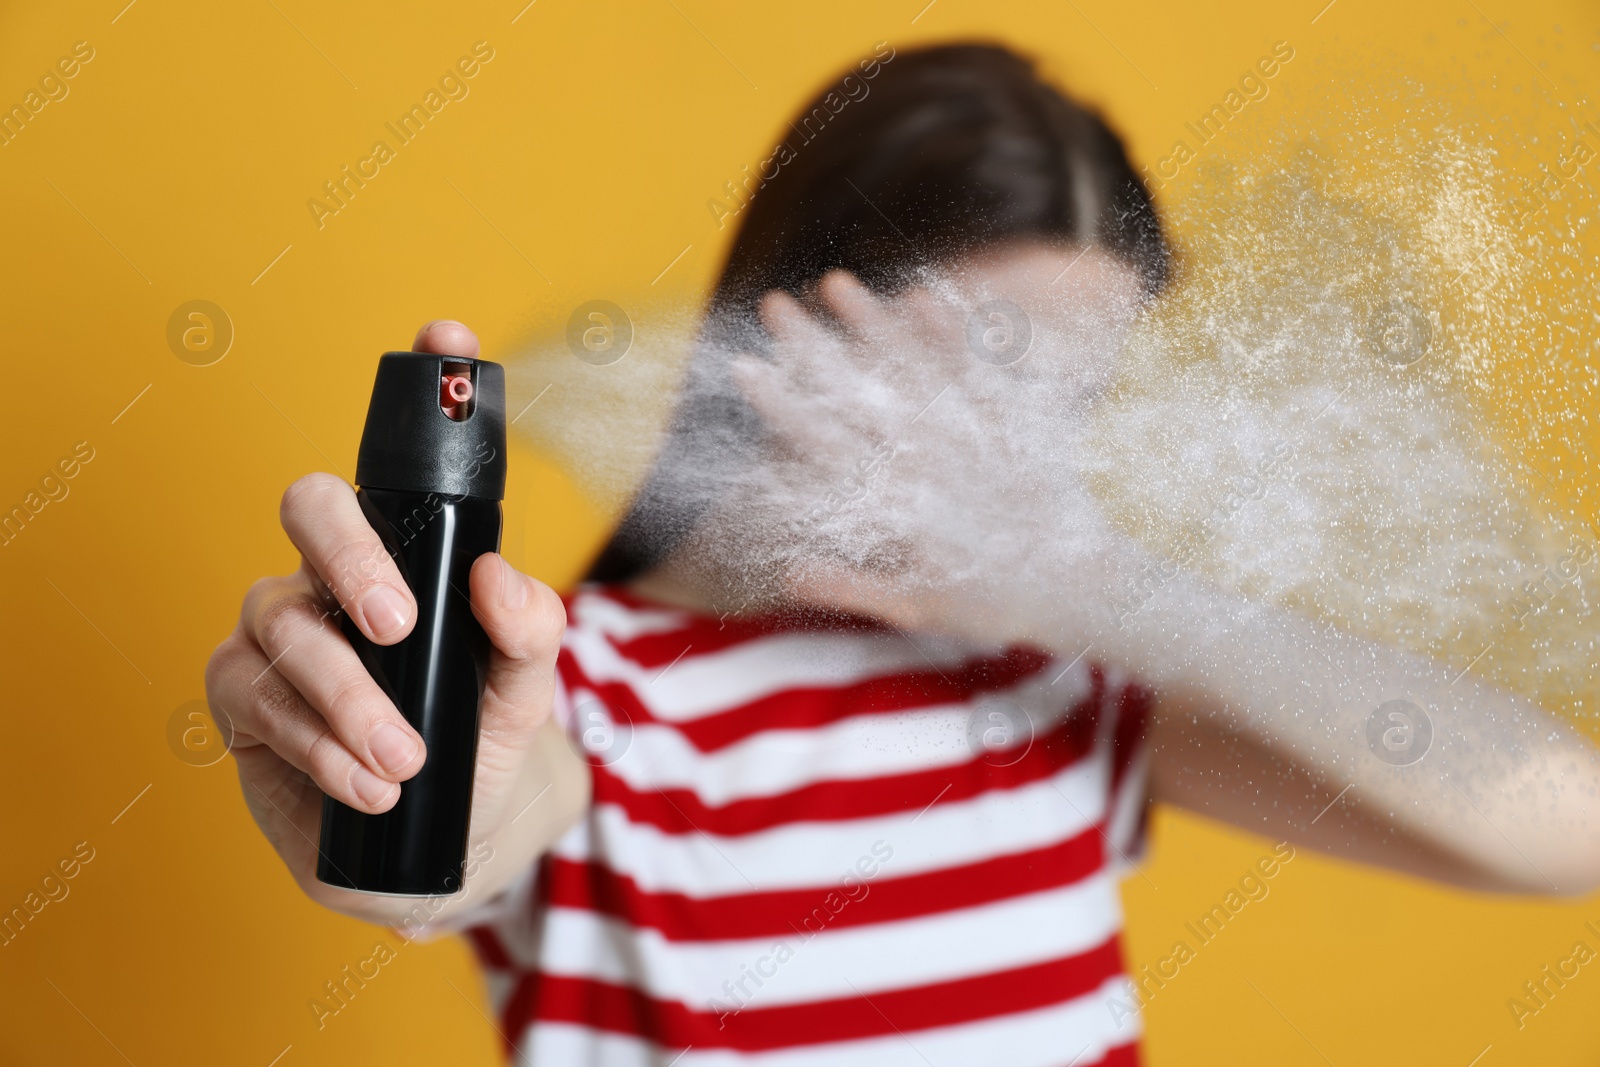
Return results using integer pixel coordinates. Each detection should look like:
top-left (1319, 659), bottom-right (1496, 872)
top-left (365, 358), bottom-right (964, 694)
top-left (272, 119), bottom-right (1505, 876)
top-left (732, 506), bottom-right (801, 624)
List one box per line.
top-left (588, 42), bottom-right (1170, 584)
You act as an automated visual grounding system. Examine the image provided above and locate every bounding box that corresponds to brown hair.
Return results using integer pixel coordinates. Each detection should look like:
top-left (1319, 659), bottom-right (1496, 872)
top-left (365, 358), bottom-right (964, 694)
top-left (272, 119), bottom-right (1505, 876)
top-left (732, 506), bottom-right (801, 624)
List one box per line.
top-left (589, 42), bottom-right (1169, 583)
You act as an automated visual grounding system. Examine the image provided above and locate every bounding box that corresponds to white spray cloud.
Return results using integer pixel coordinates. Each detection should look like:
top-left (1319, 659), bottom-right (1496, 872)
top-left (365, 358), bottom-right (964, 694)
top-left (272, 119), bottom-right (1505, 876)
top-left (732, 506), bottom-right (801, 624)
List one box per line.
top-left (509, 101), bottom-right (1599, 724)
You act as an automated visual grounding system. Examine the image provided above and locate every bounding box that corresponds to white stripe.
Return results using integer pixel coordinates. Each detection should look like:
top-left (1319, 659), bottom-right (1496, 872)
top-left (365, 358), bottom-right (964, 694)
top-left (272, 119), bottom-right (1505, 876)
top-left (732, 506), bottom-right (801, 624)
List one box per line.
top-left (566, 619), bottom-right (1008, 722)
top-left (534, 876), bottom-right (1122, 1008)
top-left (572, 588), bottom-right (696, 641)
top-left (586, 665), bottom-right (1095, 804)
top-left (550, 756), bottom-right (1110, 896)
top-left (513, 973), bottom-right (1140, 1067)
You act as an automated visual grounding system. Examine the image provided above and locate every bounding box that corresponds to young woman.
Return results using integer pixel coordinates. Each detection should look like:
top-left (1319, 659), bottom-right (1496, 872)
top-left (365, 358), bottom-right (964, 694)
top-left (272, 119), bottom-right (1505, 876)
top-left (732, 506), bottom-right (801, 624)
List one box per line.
top-left (207, 44), bottom-right (1600, 1066)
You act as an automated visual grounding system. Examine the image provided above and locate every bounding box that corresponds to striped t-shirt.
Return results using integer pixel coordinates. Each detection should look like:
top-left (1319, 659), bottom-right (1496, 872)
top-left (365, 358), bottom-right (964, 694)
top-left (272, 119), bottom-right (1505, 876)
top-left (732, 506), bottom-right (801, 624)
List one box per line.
top-left (465, 583), bottom-right (1154, 1065)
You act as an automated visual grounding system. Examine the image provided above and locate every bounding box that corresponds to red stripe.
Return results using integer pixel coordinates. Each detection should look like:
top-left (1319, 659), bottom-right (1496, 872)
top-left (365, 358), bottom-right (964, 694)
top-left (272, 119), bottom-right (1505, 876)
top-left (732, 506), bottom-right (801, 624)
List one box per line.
top-left (1109, 680), bottom-right (1153, 791)
top-left (586, 688), bottom-right (1104, 836)
top-left (1084, 1042), bottom-right (1141, 1067)
top-left (577, 585), bottom-right (902, 667)
top-left (467, 925), bottom-right (513, 969)
top-left (542, 823), bottom-right (1104, 941)
top-left (610, 605), bottom-right (891, 667)
top-left (501, 935), bottom-right (1126, 1052)
top-left (559, 643), bottom-right (1057, 753)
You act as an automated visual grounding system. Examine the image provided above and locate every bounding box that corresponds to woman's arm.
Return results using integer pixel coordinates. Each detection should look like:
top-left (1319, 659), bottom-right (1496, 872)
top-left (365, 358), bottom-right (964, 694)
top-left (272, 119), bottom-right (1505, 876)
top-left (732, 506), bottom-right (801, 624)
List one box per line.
top-left (1098, 571), bottom-right (1600, 895)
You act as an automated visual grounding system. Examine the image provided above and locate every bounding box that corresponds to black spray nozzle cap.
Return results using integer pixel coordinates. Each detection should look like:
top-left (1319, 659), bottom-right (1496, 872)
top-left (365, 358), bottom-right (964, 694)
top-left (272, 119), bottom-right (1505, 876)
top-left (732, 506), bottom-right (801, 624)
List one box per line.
top-left (354, 351), bottom-right (507, 500)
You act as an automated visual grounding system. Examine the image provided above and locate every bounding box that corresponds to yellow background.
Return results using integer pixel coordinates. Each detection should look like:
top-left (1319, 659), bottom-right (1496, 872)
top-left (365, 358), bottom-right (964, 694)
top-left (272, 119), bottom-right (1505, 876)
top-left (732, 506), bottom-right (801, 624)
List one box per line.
top-left (1, 0), bottom-right (1597, 1064)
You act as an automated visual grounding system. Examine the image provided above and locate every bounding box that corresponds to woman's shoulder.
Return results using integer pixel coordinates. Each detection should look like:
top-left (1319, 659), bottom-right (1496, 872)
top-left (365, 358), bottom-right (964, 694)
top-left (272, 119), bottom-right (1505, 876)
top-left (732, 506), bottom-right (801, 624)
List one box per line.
top-left (561, 581), bottom-right (898, 661)
top-left (559, 582), bottom-right (1154, 700)
top-left (556, 582), bottom-right (1151, 747)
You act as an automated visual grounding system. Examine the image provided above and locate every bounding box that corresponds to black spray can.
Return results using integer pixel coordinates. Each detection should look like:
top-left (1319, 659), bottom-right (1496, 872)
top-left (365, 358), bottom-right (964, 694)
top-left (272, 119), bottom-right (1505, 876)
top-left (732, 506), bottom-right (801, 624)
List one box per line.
top-left (317, 351), bottom-right (506, 896)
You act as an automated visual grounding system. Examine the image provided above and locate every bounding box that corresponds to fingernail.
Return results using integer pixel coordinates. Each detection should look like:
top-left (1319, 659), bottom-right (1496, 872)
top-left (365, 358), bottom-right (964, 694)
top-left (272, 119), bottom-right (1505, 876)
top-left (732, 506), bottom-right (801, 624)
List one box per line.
top-left (351, 765), bottom-right (396, 808)
top-left (368, 722), bottom-right (417, 775)
top-left (362, 586), bottom-right (410, 638)
top-left (500, 557), bottom-right (529, 611)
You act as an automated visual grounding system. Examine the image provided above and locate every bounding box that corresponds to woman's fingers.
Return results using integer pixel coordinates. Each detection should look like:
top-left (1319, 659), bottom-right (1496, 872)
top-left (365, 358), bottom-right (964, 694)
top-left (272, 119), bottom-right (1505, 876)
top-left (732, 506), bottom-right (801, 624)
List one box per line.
top-left (734, 357), bottom-right (877, 470)
top-left (758, 289), bottom-right (814, 347)
top-left (730, 357), bottom-right (831, 446)
top-left (756, 285), bottom-right (886, 404)
top-left (467, 554), bottom-right (566, 774)
top-left (206, 613), bottom-right (402, 814)
top-left (280, 473), bottom-right (415, 645)
top-left (414, 319), bottom-right (480, 358)
top-left (899, 285), bottom-right (972, 376)
top-left (803, 270), bottom-right (904, 365)
top-left (230, 743), bottom-right (323, 863)
top-left (241, 574), bottom-right (426, 785)
top-left (816, 269), bottom-right (886, 340)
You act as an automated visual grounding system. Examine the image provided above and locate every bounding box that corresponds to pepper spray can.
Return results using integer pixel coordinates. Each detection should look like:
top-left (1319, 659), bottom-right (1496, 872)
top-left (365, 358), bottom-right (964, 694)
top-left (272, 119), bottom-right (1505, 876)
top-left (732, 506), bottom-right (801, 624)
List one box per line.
top-left (316, 351), bottom-right (506, 896)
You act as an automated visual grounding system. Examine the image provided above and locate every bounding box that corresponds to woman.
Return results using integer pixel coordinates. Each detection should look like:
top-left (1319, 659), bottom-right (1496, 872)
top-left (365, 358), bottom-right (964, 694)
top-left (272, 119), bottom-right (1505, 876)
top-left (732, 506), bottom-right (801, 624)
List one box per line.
top-left (207, 44), bottom-right (1600, 1065)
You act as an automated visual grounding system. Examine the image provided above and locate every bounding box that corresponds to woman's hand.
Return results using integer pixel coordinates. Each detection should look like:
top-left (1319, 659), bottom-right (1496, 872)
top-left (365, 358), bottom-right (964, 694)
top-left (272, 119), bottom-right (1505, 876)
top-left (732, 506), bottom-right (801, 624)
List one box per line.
top-left (205, 320), bottom-right (588, 928)
top-left (729, 250), bottom-right (1148, 647)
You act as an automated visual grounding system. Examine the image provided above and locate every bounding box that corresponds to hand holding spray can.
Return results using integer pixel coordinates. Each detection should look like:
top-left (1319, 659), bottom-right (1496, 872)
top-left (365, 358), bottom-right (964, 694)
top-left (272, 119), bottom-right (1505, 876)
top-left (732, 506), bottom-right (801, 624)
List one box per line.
top-left (317, 352), bottom-right (506, 896)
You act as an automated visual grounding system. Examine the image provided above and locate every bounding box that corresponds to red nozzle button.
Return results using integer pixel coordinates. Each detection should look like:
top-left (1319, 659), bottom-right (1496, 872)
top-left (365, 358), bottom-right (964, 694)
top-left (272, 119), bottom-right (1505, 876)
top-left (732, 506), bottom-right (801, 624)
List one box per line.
top-left (441, 373), bottom-right (474, 420)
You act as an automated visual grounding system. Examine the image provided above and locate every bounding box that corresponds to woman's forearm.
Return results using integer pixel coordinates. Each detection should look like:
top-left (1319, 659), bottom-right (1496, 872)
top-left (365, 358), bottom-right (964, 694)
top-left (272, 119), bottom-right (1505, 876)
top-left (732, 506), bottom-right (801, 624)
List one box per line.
top-left (1024, 564), bottom-right (1600, 894)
